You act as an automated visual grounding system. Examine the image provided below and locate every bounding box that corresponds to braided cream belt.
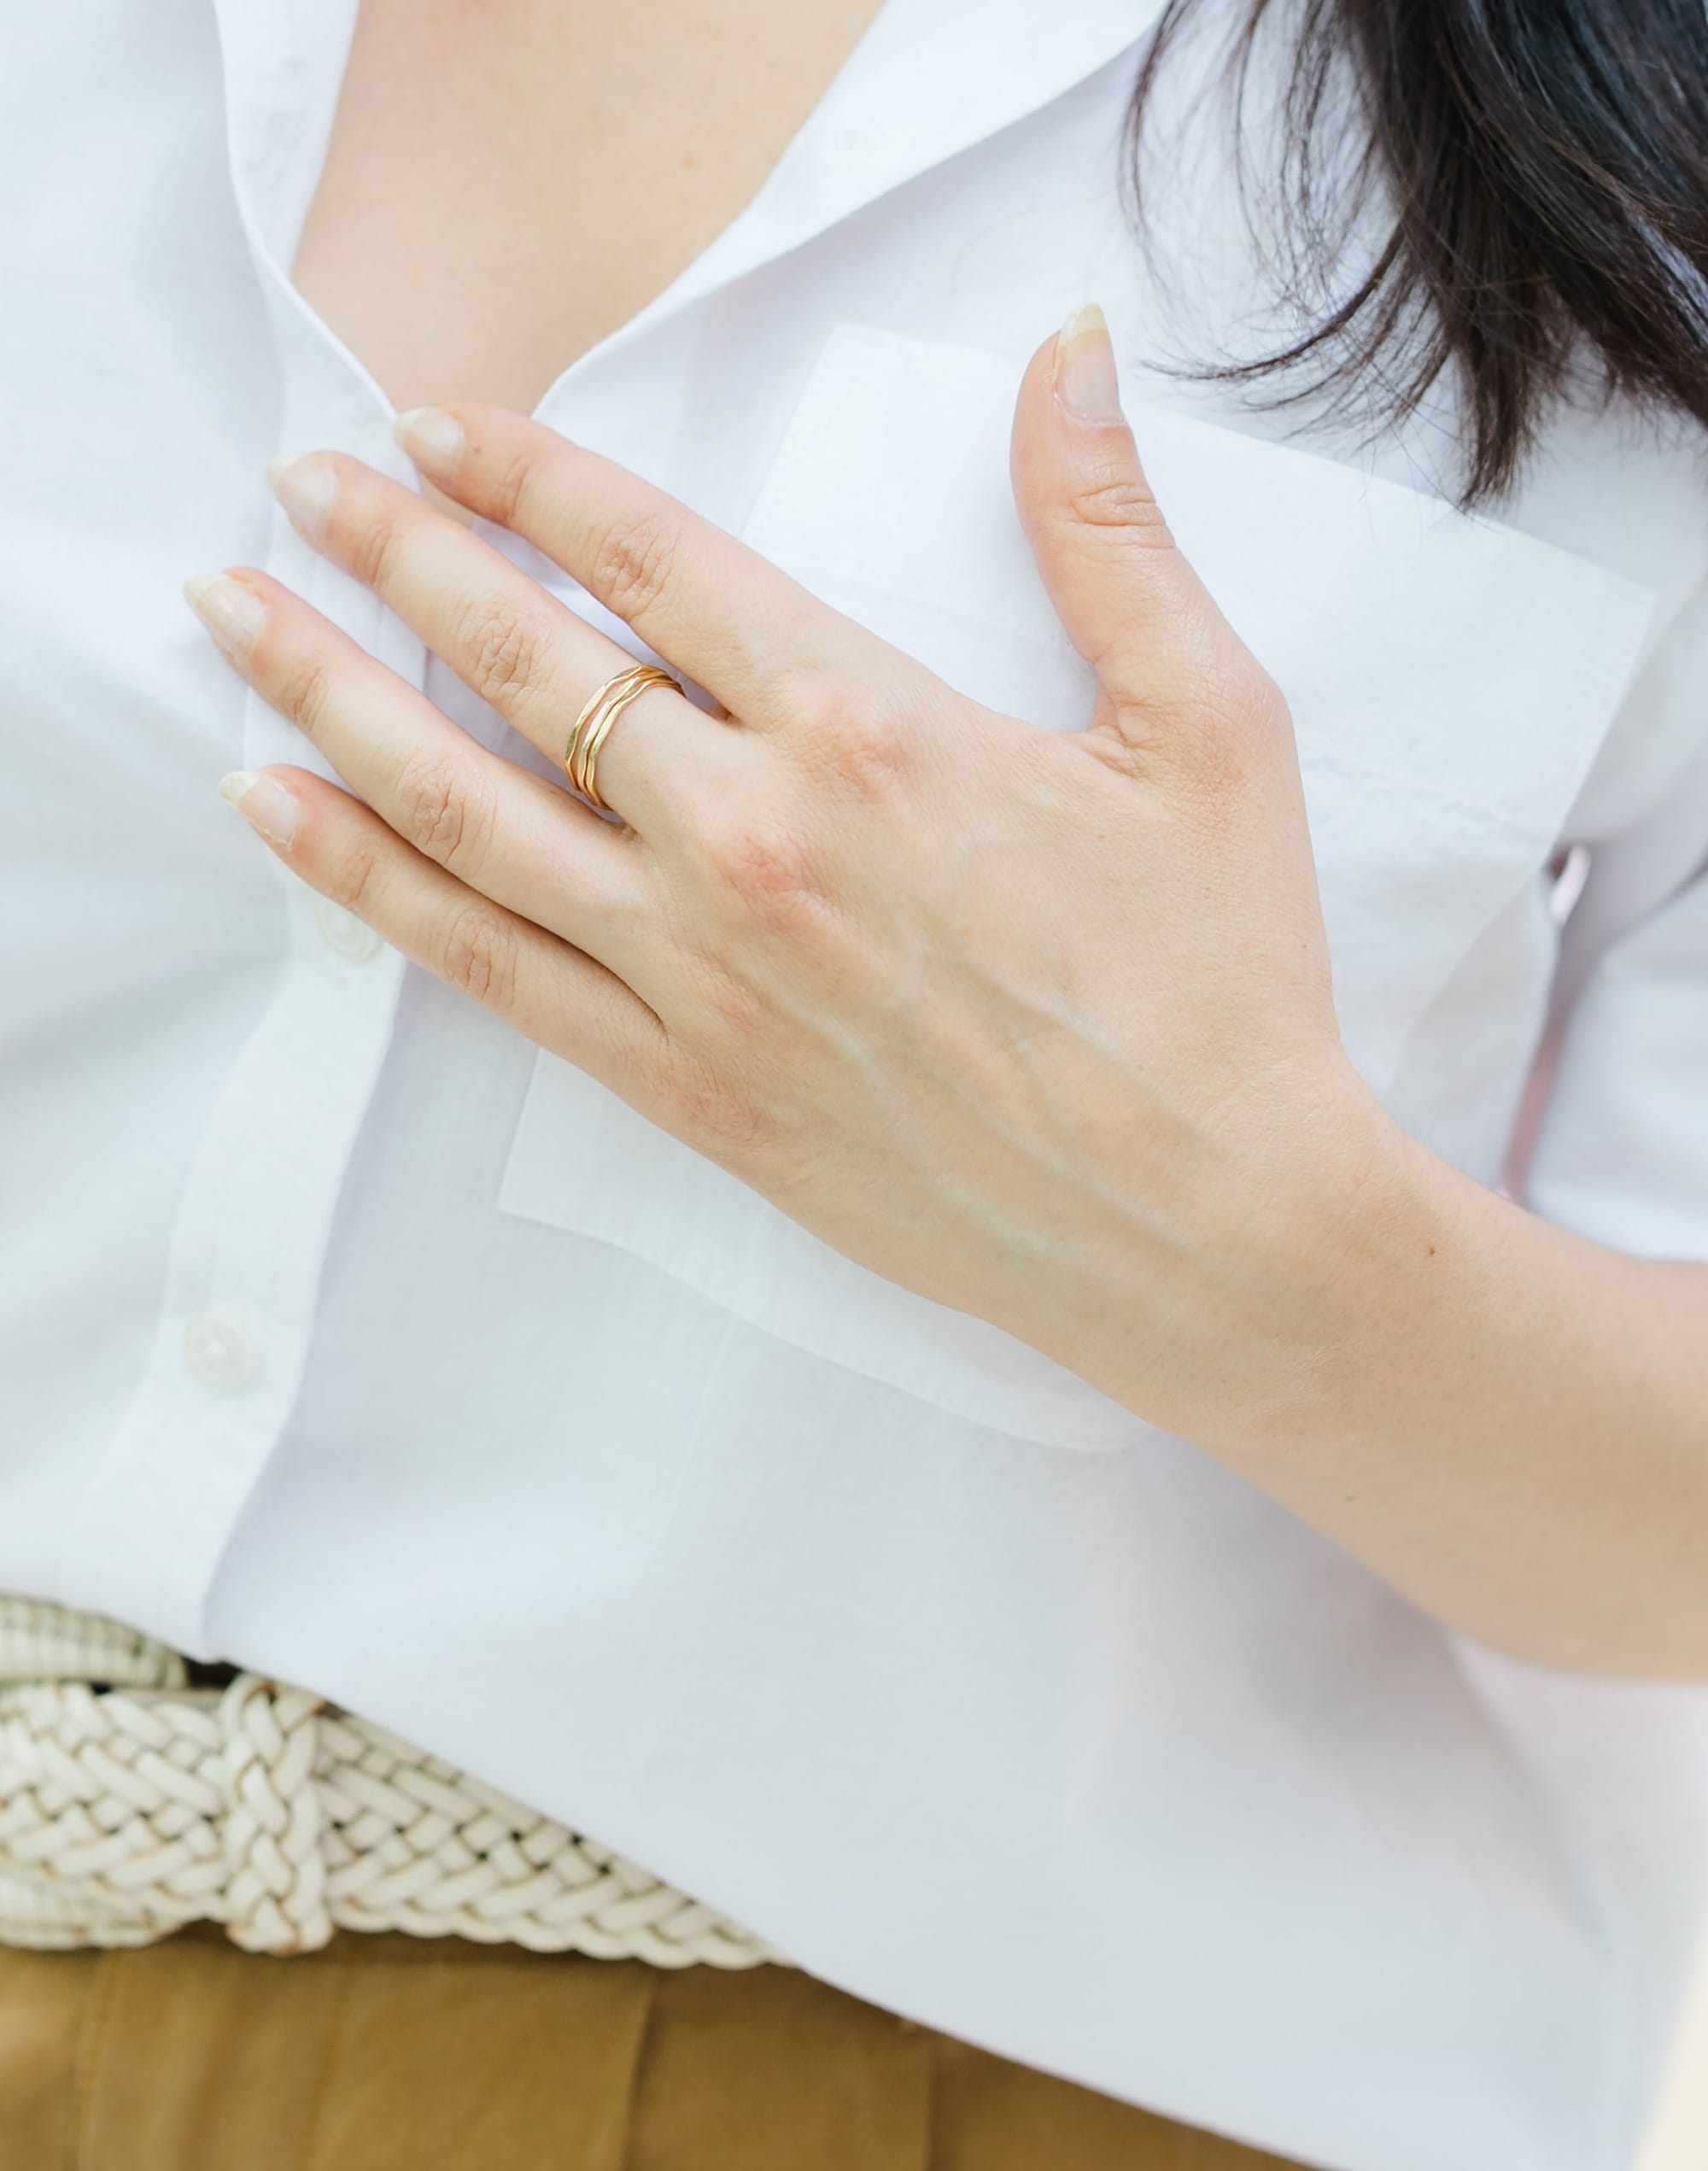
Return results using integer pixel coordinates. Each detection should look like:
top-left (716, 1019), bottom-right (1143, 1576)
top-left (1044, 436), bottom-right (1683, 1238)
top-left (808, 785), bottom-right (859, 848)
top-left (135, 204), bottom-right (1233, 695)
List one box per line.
top-left (0, 1596), bottom-right (779, 1967)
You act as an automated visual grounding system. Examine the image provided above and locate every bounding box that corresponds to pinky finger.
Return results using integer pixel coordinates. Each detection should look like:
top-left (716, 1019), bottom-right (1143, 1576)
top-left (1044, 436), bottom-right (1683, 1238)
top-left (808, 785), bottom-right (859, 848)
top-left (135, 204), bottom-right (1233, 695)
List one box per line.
top-left (219, 764), bottom-right (672, 1095)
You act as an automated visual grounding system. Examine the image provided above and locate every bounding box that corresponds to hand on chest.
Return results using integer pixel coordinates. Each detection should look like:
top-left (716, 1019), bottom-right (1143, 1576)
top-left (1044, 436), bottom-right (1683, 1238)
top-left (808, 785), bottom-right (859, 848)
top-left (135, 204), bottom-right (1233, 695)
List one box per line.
top-left (735, 328), bottom-right (1655, 1092)
top-left (183, 272), bottom-right (1658, 1455)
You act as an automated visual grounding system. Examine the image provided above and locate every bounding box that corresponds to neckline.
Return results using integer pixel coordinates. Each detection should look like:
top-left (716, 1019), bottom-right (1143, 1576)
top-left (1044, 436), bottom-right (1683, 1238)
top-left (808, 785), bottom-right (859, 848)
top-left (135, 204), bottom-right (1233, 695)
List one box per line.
top-left (209, 0), bottom-right (1163, 429)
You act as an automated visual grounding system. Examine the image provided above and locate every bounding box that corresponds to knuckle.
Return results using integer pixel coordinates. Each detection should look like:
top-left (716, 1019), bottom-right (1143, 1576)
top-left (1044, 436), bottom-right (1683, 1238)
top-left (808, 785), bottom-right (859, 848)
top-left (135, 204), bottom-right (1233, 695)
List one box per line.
top-left (330, 844), bottom-right (385, 919)
top-left (392, 752), bottom-right (494, 871)
top-left (457, 599), bottom-right (543, 711)
top-left (485, 443), bottom-right (540, 530)
top-left (272, 647), bottom-right (335, 736)
top-left (700, 808), bottom-right (822, 918)
top-left (343, 508), bottom-right (409, 594)
top-left (1065, 466), bottom-right (1174, 541)
top-left (438, 901), bottom-right (520, 1012)
top-left (589, 508), bottom-right (680, 623)
top-left (790, 676), bottom-right (915, 799)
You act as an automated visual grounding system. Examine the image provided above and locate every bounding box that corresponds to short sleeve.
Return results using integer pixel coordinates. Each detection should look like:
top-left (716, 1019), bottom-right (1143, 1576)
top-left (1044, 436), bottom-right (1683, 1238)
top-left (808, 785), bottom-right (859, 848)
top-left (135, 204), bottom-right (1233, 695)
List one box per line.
top-left (1525, 606), bottom-right (1708, 1258)
top-left (1526, 861), bottom-right (1708, 1258)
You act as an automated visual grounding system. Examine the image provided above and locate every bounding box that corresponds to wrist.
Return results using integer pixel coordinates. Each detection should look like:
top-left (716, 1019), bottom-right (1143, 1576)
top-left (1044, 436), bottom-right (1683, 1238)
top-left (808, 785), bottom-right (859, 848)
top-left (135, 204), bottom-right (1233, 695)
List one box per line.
top-left (1202, 1066), bottom-right (1547, 1483)
top-left (1041, 1051), bottom-right (1431, 1454)
top-left (1197, 1065), bottom-right (1440, 1460)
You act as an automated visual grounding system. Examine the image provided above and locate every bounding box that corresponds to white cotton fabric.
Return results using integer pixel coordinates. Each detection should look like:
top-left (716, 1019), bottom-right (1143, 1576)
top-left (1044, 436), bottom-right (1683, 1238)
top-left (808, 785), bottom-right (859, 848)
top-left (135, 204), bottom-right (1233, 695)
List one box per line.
top-left (3, 5), bottom-right (1707, 2168)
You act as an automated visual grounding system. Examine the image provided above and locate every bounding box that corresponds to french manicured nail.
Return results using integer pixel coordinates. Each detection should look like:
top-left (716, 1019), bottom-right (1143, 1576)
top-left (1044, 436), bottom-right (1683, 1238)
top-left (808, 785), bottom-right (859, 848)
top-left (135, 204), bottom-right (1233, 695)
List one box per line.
top-left (266, 453), bottom-right (341, 537)
top-left (263, 451), bottom-right (340, 540)
top-left (217, 769), bottom-right (301, 850)
top-left (184, 571), bottom-right (267, 660)
top-left (1055, 303), bottom-right (1124, 426)
top-left (394, 407), bottom-right (465, 477)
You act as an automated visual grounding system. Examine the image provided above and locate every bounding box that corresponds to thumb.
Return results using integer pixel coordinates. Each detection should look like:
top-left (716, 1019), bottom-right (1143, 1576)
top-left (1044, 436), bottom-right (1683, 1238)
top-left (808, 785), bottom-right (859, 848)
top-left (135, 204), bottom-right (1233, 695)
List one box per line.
top-left (1010, 305), bottom-right (1245, 740)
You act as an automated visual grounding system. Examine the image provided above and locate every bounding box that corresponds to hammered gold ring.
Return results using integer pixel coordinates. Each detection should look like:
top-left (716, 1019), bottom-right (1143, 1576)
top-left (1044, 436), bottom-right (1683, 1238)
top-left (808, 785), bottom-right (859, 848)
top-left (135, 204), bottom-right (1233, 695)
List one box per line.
top-left (563, 663), bottom-right (679, 811)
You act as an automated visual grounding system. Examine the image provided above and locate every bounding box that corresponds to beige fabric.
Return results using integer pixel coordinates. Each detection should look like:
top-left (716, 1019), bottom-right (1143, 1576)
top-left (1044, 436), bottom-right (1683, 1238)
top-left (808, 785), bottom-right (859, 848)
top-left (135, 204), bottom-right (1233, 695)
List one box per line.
top-left (0, 1928), bottom-right (1307, 2171)
top-left (0, 1597), bottom-right (776, 1968)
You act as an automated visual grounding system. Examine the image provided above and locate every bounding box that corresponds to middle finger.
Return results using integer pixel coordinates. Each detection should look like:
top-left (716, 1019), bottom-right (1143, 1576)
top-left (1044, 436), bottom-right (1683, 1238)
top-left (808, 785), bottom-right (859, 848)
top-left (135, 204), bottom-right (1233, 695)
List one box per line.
top-left (267, 451), bottom-right (746, 839)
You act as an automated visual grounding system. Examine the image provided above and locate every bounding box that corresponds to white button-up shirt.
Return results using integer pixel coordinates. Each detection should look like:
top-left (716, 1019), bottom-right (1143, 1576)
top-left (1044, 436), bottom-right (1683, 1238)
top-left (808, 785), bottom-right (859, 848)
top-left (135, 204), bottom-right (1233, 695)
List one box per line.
top-left (5, 5), bottom-right (1708, 2168)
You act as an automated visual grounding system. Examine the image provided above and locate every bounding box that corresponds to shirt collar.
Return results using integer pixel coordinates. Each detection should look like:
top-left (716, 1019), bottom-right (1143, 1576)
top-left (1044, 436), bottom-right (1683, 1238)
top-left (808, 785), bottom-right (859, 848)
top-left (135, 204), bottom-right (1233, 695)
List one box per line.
top-left (211, 0), bottom-right (360, 278)
top-left (621, 0), bottom-right (1164, 337)
top-left (211, 0), bottom-right (1163, 395)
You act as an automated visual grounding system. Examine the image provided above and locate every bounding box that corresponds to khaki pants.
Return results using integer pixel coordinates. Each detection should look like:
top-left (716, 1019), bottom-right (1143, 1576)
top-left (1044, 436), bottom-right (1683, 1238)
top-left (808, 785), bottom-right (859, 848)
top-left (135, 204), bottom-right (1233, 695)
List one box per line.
top-left (0, 1928), bottom-right (1299, 2169)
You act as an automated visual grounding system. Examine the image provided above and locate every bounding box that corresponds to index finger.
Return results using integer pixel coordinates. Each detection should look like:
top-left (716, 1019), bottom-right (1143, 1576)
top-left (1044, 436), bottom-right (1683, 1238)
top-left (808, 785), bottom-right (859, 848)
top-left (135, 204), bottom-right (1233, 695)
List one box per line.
top-left (395, 401), bottom-right (873, 727)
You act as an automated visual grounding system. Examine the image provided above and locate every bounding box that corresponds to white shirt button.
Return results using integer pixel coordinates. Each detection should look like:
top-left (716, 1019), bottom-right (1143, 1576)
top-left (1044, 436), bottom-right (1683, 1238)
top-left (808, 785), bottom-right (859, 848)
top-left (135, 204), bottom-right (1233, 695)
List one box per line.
top-left (316, 896), bottom-right (383, 963)
top-left (181, 1313), bottom-right (255, 1393)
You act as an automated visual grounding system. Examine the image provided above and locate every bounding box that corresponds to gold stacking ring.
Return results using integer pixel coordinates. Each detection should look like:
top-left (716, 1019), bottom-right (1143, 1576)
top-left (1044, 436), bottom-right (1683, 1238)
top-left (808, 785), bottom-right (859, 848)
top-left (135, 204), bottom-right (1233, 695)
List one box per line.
top-left (563, 663), bottom-right (679, 811)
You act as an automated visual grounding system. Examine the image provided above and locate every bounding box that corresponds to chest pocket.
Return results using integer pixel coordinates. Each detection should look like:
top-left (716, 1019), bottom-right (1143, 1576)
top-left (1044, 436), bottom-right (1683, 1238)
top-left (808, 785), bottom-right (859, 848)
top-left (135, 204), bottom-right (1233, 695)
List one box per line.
top-left (497, 325), bottom-right (1655, 1448)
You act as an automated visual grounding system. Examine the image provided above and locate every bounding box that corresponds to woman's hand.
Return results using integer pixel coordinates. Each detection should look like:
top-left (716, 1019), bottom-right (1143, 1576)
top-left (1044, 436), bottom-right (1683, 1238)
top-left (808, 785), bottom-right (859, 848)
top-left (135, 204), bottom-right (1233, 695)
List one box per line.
top-left (190, 307), bottom-right (1378, 1451)
top-left (190, 305), bottom-right (1708, 1674)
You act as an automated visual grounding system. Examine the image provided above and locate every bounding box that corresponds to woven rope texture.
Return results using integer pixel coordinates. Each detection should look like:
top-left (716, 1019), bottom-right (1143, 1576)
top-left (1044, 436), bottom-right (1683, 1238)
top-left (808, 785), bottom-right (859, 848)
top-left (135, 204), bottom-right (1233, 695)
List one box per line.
top-left (0, 1597), bottom-right (778, 1968)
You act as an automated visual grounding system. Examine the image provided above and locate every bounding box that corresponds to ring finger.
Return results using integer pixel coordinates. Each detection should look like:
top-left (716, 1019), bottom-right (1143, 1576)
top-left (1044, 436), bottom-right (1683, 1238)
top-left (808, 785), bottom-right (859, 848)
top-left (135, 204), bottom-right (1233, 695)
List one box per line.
top-left (266, 450), bottom-right (748, 840)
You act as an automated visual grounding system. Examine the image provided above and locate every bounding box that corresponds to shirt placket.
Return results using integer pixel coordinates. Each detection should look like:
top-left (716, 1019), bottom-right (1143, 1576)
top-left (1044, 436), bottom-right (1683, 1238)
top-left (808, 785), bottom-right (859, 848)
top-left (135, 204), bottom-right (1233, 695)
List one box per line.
top-left (71, 6), bottom-right (423, 1655)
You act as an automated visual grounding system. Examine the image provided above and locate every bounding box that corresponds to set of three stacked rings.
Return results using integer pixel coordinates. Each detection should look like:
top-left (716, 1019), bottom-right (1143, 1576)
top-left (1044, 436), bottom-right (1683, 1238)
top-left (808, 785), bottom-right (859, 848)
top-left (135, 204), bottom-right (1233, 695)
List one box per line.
top-left (563, 662), bottom-right (680, 810)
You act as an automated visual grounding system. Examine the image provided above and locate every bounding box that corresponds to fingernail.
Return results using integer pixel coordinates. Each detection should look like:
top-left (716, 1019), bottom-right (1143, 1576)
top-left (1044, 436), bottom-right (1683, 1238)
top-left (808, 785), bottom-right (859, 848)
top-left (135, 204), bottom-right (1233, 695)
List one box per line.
top-left (185, 571), bottom-right (267, 660)
top-left (394, 407), bottom-right (465, 477)
top-left (1055, 303), bottom-right (1124, 427)
top-left (217, 768), bottom-right (301, 850)
top-left (266, 454), bottom-right (341, 538)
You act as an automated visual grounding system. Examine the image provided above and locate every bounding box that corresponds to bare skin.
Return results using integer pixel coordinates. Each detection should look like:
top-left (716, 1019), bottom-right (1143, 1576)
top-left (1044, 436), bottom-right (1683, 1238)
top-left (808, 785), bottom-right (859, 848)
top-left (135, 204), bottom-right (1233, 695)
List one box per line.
top-left (212, 1), bottom-right (1708, 1679)
top-left (294, 0), bottom-right (887, 414)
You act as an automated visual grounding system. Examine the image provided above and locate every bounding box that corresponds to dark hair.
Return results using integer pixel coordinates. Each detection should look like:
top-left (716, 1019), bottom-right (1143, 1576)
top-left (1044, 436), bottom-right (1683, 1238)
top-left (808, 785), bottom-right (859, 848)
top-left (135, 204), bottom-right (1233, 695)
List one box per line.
top-left (1126, 0), bottom-right (1708, 502)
